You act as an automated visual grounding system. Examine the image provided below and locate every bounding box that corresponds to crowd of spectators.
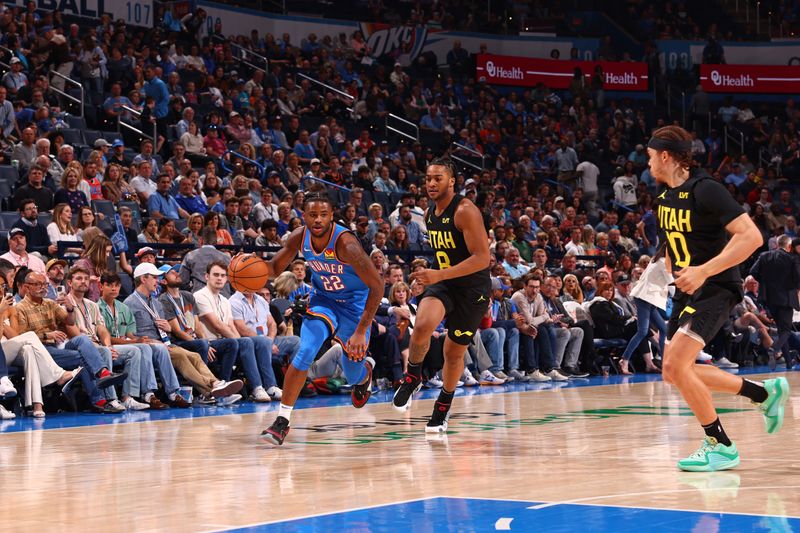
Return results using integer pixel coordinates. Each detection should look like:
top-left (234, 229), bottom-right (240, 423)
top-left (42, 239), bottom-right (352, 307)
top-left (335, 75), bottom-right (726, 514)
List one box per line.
top-left (0, 2), bottom-right (799, 420)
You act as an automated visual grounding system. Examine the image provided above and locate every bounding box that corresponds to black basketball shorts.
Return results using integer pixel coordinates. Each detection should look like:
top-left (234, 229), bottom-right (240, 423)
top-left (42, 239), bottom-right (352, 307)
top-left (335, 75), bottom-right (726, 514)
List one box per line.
top-left (421, 281), bottom-right (490, 346)
top-left (667, 282), bottom-right (742, 346)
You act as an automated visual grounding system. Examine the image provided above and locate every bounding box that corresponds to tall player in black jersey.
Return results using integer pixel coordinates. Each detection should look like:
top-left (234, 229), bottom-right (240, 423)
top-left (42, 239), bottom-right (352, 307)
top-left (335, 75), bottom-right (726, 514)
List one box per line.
top-left (651, 125), bottom-right (789, 472)
top-left (392, 158), bottom-right (491, 433)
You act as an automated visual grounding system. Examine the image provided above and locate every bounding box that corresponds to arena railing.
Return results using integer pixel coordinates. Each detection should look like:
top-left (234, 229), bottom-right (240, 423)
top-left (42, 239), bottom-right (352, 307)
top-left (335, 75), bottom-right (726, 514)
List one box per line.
top-left (48, 70), bottom-right (84, 119)
top-left (295, 72), bottom-right (356, 118)
top-left (222, 149), bottom-right (267, 181)
top-left (58, 240), bottom-right (435, 266)
top-left (210, 34), bottom-right (269, 75)
top-left (723, 125), bottom-right (745, 157)
top-left (118, 105), bottom-right (157, 143)
top-left (0, 45), bottom-right (12, 71)
top-left (666, 85), bottom-right (686, 128)
top-left (301, 175), bottom-right (352, 194)
top-left (385, 113), bottom-right (419, 143)
top-left (449, 141), bottom-right (486, 173)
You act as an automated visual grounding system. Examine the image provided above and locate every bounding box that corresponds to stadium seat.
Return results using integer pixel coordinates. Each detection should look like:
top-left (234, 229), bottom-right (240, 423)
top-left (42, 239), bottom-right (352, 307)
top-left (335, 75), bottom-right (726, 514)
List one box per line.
top-left (0, 212), bottom-right (17, 229)
top-left (65, 115), bottom-right (88, 131)
top-left (83, 130), bottom-right (103, 146)
top-left (0, 165), bottom-right (20, 184)
top-left (61, 128), bottom-right (86, 148)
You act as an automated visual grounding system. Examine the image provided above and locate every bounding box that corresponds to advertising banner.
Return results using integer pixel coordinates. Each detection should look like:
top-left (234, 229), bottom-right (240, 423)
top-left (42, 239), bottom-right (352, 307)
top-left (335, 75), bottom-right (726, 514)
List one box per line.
top-left (4, 0), bottom-right (153, 27)
top-left (700, 64), bottom-right (800, 93)
top-left (475, 54), bottom-right (649, 91)
top-left (197, 2), bottom-right (600, 65)
top-left (659, 39), bottom-right (800, 71)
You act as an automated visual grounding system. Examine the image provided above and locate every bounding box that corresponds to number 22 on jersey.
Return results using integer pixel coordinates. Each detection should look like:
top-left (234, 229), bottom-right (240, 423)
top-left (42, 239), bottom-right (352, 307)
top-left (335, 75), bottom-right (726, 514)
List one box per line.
top-left (320, 275), bottom-right (344, 291)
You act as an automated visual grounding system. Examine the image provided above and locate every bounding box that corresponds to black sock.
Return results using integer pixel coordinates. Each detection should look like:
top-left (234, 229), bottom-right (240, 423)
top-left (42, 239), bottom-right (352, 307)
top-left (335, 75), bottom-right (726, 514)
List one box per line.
top-left (436, 388), bottom-right (455, 407)
top-left (407, 362), bottom-right (422, 379)
top-left (702, 417), bottom-right (732, 446)
top-left (738, 379), bottom-right (768, 403)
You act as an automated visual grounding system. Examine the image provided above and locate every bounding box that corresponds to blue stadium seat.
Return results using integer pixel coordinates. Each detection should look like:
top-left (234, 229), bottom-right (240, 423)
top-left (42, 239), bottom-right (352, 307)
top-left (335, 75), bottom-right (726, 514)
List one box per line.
top-left (0, 212), bottom-right (17, 229)
top-left (0, 165), bottom-right (19, 184)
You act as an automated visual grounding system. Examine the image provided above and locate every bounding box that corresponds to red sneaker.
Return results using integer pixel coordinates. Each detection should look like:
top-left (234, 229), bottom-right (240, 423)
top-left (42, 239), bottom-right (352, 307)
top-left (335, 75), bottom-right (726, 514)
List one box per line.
top-left (351, 357), bottom-right (374, 409)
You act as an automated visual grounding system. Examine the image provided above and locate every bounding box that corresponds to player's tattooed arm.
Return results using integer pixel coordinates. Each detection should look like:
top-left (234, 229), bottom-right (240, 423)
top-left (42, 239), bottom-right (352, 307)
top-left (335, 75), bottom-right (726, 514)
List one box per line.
top-left (266, 227), bottom-right (303, 279)
top-left (338, 232), bottom-right (383, 332)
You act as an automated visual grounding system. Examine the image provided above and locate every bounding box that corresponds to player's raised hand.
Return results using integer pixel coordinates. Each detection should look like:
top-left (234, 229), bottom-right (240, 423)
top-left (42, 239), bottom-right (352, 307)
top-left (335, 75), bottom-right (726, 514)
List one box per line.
top-left (673, 266), bottom-right (707, 295)
top-left (409, 268), bottom-right (442, 285)
top-left (345, 330), bottom-right (368, 361)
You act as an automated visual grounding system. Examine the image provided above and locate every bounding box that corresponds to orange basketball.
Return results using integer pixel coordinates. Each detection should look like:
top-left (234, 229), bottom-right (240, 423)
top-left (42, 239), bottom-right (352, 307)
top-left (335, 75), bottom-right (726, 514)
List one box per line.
top-left (227, 253), bottom-right (270, 292)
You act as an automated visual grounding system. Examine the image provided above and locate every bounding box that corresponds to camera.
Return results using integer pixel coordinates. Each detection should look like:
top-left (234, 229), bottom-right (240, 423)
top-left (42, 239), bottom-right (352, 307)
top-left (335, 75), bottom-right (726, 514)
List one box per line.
top-left (291, 297), bottom-right (308, 315)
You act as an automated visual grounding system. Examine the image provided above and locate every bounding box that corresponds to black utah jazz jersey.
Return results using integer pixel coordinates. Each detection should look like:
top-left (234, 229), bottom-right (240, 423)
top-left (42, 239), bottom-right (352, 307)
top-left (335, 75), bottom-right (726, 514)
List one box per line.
top-left (426, 193), bottom-right (491, 290)
top-left (655, 170), bottom-right (745, 285)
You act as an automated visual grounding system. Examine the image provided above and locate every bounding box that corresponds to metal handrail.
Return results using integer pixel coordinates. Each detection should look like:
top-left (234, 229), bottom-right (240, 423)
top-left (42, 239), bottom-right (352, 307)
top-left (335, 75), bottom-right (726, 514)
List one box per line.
top-left (49, 70), bottom-right (84, 118)
top-left (117, 105), bottom-right (156, 142)
top-left (450, 141), bottom-right (486, 172)
top-left (723, 125), bottom-right (745, 155)
top-left (222, 149), bottom-right (267, 181)
top-left (302, 175), bottom-right (352, 193)
top-left (385, 113), bottom-right (419, 143)
top-left (666, 85), bottom-right (686, 128)
top-left (0, 45), bottom-right (12, 70)
top-left (211, 34), bottom-right (268, 75)
top-left (296, 72), bottom-right (355, 108)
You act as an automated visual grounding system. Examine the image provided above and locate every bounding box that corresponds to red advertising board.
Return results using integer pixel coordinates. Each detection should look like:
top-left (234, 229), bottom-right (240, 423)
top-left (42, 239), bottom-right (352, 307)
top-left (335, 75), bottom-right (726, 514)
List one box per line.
top-left (700, 64), bottom-right (800, 93)
top-left (475, 54), bottom-right (649, 91)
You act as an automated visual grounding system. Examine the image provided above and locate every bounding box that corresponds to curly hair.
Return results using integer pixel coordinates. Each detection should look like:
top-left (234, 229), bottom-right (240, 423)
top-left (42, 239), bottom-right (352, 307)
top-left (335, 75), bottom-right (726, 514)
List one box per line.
top-left (650, 125), bottom-right (695, 171)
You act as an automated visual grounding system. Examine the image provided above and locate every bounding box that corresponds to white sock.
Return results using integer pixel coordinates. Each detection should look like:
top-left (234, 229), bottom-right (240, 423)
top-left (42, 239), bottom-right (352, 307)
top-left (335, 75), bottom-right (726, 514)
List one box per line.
top-left (144, 392), bottom-right (154, 402)
top-left (278, 403), bottom-right (293, 422)
top-left (168, 392), bottom-right (178, 401)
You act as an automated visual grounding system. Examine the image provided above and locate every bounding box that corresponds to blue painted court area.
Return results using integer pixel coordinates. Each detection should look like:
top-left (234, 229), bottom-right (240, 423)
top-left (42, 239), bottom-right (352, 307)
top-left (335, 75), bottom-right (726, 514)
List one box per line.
top-left (222, 496), bottom-right (799, 532)
top-left (0, 365), bottom-right (783, 433)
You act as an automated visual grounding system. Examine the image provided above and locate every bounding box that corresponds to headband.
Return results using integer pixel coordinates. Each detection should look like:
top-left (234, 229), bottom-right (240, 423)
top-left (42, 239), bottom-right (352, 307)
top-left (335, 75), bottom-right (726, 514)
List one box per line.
top-left (647, 137), bottom-right (692, 153)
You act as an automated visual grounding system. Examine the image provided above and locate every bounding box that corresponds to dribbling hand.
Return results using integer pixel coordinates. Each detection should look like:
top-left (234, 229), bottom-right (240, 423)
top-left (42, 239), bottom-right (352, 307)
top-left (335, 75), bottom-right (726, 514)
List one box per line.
top-left (345, 330), bottom-right (368, 362)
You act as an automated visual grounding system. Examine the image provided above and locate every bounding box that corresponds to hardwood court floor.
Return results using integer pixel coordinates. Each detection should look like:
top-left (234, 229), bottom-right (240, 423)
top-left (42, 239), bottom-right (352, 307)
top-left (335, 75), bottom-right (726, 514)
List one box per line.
top-left (0, 370), bottom-right (797, 532)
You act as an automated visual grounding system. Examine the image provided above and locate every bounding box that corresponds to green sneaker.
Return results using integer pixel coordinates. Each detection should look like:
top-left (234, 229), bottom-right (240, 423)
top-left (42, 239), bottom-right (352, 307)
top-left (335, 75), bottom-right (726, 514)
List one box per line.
top-left (677, 437), bottom-right (740, 472)
top-left (759, 377), bottom-right (790, 434)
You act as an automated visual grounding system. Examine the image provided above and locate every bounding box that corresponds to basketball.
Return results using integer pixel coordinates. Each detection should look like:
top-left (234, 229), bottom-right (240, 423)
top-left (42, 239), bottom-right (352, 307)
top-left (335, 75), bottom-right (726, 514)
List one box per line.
top-left (227, 253), bottom-right (270, 292)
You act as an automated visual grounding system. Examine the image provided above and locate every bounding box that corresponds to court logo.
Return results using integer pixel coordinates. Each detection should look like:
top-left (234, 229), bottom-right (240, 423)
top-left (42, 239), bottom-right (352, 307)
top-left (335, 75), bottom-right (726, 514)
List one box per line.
top-left (291, 405), bottom-right (749, 445)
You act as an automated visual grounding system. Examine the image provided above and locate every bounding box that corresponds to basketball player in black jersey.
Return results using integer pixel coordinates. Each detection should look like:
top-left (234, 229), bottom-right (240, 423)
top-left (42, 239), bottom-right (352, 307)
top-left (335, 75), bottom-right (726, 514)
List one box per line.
top-left (650, 125), bottom-right (789, 471)
top-left (392, 158), bottom-right (491, 433)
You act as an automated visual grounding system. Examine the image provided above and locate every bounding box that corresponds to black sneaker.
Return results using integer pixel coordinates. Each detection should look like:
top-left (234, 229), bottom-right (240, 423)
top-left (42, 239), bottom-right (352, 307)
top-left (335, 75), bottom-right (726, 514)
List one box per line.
top-left (564, 366), bottom-right (590, 378)
top-left (392, 370), bottom-right (423, 412)
top-left (425, 401), bottom-right (451, 434)
top-left (768, 349), bottom-right (777, 371)
top-left (351, 357), bottom-right (374, 409)
top-left (260, 416), bottom-right (290, 445)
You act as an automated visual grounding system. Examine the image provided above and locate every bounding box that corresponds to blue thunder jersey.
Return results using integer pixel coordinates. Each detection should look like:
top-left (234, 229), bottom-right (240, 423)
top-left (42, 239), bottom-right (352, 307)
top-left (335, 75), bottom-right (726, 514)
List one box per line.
top-left (302, 223), bottom-right (369, 309)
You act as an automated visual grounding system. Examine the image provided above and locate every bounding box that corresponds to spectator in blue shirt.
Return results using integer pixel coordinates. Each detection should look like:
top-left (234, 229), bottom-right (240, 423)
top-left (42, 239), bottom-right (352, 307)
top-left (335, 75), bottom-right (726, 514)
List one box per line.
top-left (175, 175), bottom-right (208, 215)
top-left (142, 66), bottom-right (169, 118)
top-left (396, 205), bottom-right (425, 246)
top-left (420, 105), bottom-right (445, 132)
top-left (292, 129), bottom-right (316, 165)
top-left (724, 163), bottom-right (747, 187)
top-left (148, 173), bottom-right (189, 221)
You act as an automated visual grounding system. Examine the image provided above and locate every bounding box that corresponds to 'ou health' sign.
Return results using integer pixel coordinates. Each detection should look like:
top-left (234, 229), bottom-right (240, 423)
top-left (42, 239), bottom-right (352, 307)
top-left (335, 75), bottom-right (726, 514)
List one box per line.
top-left (700, 64), bottom-right (800, 93)
top-left (476, 54), bottom-right (649, 91)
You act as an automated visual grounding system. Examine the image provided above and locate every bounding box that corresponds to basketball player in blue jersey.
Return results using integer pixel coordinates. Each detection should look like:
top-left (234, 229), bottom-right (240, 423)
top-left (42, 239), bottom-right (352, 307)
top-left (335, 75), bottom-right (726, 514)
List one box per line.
top-left (393, 158), bottom-right (491, 433)
top-left (259, 188), bottom-right (383, 445)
